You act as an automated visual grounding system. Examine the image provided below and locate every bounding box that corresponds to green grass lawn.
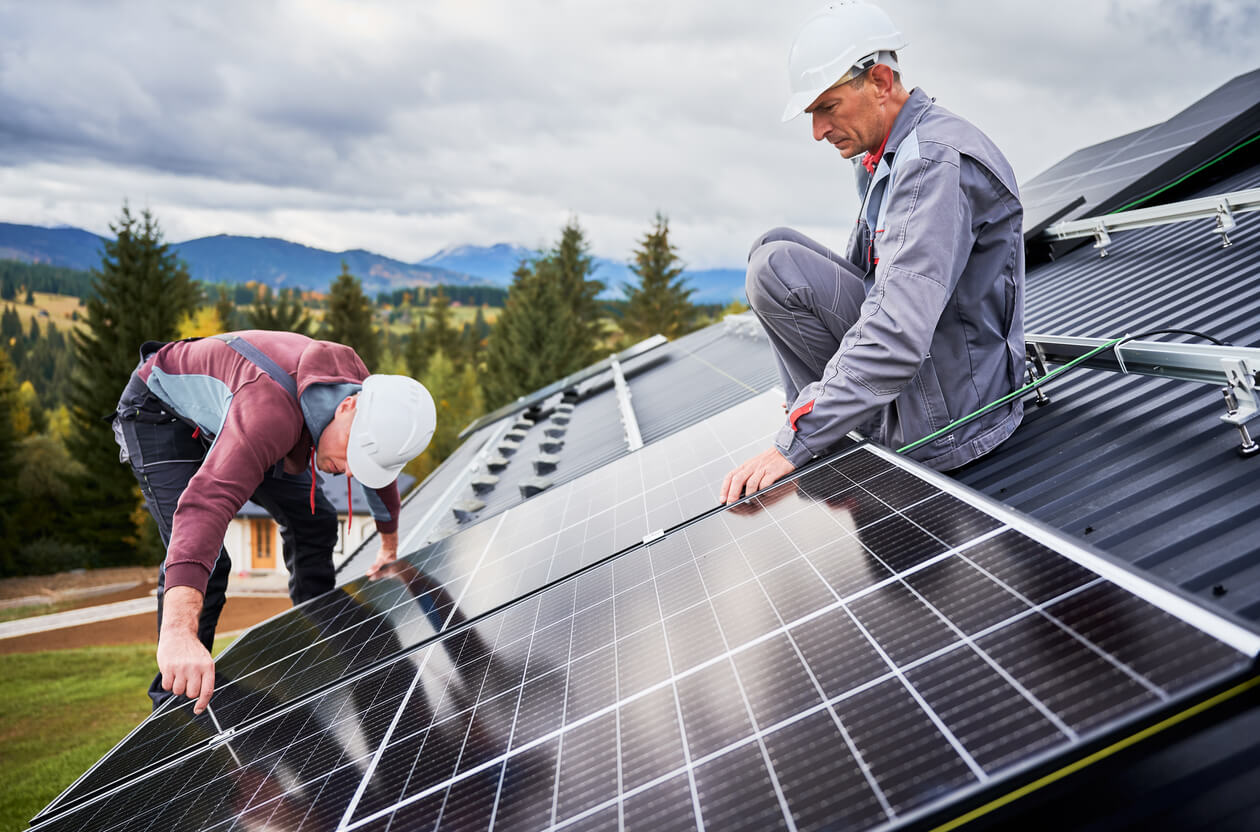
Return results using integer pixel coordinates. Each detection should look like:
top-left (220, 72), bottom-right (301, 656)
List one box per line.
top-left (0, 638), bottom-right (233, 831)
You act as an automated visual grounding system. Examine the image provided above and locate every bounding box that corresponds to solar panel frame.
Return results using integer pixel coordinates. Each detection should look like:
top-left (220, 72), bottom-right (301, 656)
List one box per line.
top-left (34, 443), bottom-right (1259, 832)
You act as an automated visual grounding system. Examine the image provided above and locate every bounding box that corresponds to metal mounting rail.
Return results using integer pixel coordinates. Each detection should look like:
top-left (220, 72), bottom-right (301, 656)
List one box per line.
top-left (1043, 187), bottom-right (1260, 252)
top-left (1027, 334), bottom-right (1260, 386)
top-left (1028, 334), bottom-right (1260, 455)
top-left (609, 356), bottom-right (644, 452)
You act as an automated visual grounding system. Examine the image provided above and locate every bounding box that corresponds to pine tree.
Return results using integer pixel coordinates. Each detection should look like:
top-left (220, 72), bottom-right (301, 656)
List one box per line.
top-left (538, 219), bottom-right (604, 362)
top-left (404, 352), bottom-right (485, 482)
top-left (68, 204), bottom-right (199, 565)
top-left (0, 306), bottom-right (20, 343)
top-left (215, 286), bottom-right (238, 331)
top-left (482, 258), bottom-right (591, 408)
top-left (248, 286), bottom-right (313, 335)
top-left (0, 349), bottom-right (21, 570)
top-left (622, 212), bottom-right (697, 341)
top-left (408, 287), bottom-right (461, 378)
top-left (323, 262), bottom-right (379, 370)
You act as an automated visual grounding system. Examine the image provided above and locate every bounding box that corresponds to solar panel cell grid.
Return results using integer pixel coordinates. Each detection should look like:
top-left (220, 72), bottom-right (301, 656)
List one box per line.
top-left (38, 445), bottom-right (1254, 832)
top-left (43, 393), bottom-right (786, 817)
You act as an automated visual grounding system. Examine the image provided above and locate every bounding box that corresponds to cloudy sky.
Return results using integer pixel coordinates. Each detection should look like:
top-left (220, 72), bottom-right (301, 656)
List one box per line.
top-left (0, 0), bottom-right (1255, 268)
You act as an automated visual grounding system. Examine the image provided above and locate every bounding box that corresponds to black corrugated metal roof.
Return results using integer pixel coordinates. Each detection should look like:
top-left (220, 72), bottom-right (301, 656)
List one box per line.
top-left (959, 163), bottom-right (1260, 621)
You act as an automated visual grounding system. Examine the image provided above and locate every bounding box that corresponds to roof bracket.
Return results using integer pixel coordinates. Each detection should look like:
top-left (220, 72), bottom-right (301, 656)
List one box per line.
top-left (1213, 202), bottom-right (1237, 248)
top-left (1220, 358), bottom-right (1260, 457)
top-left (1092, 221), bottom-right (1112, 257)
top-left (1113, 335), bottom-right (1132, 375)
top-left (1025, 343), bottom-right (1053, 406)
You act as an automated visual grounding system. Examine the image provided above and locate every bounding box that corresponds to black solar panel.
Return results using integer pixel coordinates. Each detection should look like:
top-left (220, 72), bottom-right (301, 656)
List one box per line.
top-left (34, 445), bottom-right (1258, 831)
top-left (1021, 68), bottom-right (1260, 234)
top-left (38, 391), bottom-right (787, 818)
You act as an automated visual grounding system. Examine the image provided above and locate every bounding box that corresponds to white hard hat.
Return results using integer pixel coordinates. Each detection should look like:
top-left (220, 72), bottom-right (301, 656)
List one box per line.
top-left (346, 374), bottom-right (436, 489)
top-left (782, 1), bottom-right (908, 122)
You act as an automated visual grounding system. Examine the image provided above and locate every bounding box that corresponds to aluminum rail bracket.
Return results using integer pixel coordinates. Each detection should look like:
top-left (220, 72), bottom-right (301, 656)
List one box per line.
top-left (1220, 358), bottom-right (1260, 457)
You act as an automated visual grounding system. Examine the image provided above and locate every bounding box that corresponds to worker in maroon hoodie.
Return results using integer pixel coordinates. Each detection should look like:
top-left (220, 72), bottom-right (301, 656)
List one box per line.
top-left (112, 331), bottom-right (437, 713)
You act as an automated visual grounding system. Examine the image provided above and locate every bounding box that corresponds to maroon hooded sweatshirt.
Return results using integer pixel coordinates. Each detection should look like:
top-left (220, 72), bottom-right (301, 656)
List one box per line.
top-left (134, 331), bottom-right (401, 596)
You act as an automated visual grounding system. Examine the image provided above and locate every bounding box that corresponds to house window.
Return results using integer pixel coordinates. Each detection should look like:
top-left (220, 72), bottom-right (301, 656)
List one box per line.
top-left (251, 518), bottom-right (276, 570)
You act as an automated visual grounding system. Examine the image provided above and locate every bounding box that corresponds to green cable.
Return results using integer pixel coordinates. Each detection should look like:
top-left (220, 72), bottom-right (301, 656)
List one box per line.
top-left (1107, 133), bottom-right (1260, 215)
top-left (896, 336), bottom-right (1125, 455)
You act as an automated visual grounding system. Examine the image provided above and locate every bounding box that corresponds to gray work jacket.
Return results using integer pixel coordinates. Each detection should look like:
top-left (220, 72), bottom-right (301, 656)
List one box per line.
top-left (776, 87), bottom-right (1025, 471)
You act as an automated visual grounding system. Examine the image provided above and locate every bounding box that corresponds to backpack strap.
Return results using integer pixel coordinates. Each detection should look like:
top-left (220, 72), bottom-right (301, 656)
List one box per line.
top-left (214, 333), bottom-right (298, 401)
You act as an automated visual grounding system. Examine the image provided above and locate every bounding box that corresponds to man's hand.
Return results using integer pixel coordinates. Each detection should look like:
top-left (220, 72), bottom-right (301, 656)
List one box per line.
top-left (720, 447), bottom-right (796, 505)
top-left (366, 530), bottom-right (400, 580)
top-left (156, 586), bottom-right (215, 714)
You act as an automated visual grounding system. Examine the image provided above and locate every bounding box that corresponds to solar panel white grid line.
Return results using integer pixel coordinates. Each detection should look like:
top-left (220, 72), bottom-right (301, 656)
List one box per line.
top-left (636, 528), bottom-right (804, 832)
top-left (644, 520), bottom-right (719, 832)
top-left (333, 648), bottom-right (433, 829)
top-left (767, 499), bottom-right (1082, 743)
top-left (777, 454), bottom-right (1210, 706)
top-left (42, 554), bottom-right (1143, 832)
top-left (546, 573), bottom-right (581, 829)
top-left (45, 454), bottom-right (1251, 828)
top-left (609, 536), bottom-right (632, 831)
top-left (32, 656), bottom-right (432, 832)
top-left (952, 542), bottom-right (1178, 705)
top-left (50, 573), bottom-right (477, 812)
top-left (428, 609), bottom-right (530, 829)
top-left (484, 596), bottom-right (547, 830)
top-left (748, 482), bottom-right (1085, 744)
top-left (864, 443), bottom-right (1260, 657)
top-left (725, 495), bottom-right (991, 791)
top-left (196, 524), bottom-right (1209, 832)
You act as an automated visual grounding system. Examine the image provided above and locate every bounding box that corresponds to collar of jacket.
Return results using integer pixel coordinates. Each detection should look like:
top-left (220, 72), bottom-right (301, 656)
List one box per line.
top-left (878, 86), bottom-right (934, 165)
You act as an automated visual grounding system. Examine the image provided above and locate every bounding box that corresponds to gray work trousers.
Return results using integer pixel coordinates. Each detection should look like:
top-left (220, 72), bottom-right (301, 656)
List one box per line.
top-left (745, 227), bottom-right (868, 406)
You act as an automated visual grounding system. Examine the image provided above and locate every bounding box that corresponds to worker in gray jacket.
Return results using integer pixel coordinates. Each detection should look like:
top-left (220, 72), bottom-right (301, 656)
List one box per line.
top-left (722, 0), bottom-right (1025, 503)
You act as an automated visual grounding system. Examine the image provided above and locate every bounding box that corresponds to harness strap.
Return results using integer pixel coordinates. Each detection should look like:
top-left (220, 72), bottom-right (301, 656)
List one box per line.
top-left (213, 334), bottom-right (298, 400)
top-left (213, 333), bottom-right (305, 488)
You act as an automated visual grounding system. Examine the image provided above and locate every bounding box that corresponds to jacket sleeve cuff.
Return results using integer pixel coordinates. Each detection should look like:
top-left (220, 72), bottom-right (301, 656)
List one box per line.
top-left (164, 561), bottom-right (212, 597)
top-left (375, 517), bottom-right (399, 535)
top-left (775, 423), bottom-right (818, 468)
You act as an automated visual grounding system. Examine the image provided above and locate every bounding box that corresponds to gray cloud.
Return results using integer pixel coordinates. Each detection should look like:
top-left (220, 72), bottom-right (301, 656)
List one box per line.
top-left (0, 0), bottom-right (1255, 267)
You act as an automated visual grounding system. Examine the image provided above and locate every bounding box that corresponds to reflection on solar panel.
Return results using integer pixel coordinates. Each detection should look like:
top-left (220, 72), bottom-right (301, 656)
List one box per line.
top-left (1021, 68), bottom-right (1260, 234)
top-left (38, 391), bottom-right (787, 818)
top-left (33, 445), bottom-right (1258, 831)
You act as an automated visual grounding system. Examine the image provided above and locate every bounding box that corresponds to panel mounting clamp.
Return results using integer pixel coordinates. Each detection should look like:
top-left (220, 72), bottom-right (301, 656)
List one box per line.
top-left (1214, 201), bottom-right (1237, 247)
top-left (1220, 358), bottom-right (1260, 456)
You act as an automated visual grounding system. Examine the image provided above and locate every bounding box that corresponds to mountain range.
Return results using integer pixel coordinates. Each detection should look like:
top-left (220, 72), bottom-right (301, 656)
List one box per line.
top-left (0, 222), bottom-right (746, 304)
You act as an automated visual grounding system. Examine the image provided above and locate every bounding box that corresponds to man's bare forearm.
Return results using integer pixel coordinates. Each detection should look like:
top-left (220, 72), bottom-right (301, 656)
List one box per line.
top-left (156, 585), bottom-right (216, 713)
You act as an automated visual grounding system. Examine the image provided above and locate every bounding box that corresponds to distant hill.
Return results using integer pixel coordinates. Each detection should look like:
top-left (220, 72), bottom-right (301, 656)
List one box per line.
top-left (0, 222), bottom-right (747, 303)
top-left (0, 223), bottom-right (106, 270)
top-left (419, 243), bottom-right (534, 284)
top-left (170, 235), bottom-right (476, 294)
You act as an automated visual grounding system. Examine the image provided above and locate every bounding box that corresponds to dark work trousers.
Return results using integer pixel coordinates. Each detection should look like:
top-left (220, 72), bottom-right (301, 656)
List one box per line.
top-left (745, 227), bottom-right (870, 405)
top-left (112, 373), bottom-right (338, 709)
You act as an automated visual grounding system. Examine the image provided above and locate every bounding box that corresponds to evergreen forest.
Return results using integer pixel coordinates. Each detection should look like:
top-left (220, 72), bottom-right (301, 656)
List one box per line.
top-left (0, 205), bottom-right (744, 576)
